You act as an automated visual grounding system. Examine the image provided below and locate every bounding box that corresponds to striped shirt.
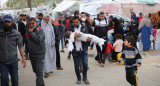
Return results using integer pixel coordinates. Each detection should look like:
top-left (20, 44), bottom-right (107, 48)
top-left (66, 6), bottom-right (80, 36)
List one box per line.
top-left (118, 47), bottom-right (142, 68)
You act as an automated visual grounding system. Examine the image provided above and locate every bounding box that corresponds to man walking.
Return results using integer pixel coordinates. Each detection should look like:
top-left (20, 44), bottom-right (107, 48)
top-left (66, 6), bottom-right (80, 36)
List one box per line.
top-left (68, 16), bottom-right (91, 85)
top-left (25, 17), bottom-right (45, 86)
top-left (41, 15), bottom-right (57, 78)
top-left (0, 14), bottom-right (26, 86)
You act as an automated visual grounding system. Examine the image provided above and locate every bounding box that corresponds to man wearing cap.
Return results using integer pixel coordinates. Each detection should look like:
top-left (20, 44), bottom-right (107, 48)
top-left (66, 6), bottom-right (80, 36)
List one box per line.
top-left (0, 14), bottom-right (26, 86)
top-left (25, 17), bottom-right (45, 86)
top-left (130, 9), bottom-right (137, 21)
top-left (18, 13), bottom-right (28, 45)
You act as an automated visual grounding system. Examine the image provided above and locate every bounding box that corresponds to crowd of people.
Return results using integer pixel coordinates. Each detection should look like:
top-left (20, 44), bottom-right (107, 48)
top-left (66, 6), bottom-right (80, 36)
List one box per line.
top-left (0, 9), bottom-right (160, 86)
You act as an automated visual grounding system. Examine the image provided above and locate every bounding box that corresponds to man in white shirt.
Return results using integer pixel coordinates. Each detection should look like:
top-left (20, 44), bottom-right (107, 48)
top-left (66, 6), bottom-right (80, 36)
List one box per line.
top-left (68, 16), bottom-right (91, 85)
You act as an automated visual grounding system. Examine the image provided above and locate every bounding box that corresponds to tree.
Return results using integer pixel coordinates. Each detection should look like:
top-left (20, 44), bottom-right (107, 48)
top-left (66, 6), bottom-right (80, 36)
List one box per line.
top-left (27, 0), bottom-right (32, 11)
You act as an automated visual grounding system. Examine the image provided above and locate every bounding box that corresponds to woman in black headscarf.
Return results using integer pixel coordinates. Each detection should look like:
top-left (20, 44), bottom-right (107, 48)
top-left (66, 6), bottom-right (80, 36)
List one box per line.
top-left (112, 18), bottom-right (124, 40)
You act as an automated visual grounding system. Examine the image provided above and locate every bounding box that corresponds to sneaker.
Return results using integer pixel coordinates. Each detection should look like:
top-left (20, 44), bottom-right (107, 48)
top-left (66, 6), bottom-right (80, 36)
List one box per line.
top-left (90, 47), bottom-right (93, 50)
top-left (82, 78), bottom-right (90, 85)
top-left (44, 73), bottom-right (49, 78)
top-left (76, 79), bottom-right (81, 84)
top-left (61, 50), bottom-right (65, 52)
top-left (100, 63), bottom-right (104, 67)
top-left (57, 67), bottom-right (63, 70)
top-left (95, 59), bottom-right (101, 64)
top-left (68, 54), bottom-right (71, 59)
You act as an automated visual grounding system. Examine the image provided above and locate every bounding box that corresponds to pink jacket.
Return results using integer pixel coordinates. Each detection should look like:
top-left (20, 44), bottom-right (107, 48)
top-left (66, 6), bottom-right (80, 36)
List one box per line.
top-left (113, 39), bottom-right (123, 52)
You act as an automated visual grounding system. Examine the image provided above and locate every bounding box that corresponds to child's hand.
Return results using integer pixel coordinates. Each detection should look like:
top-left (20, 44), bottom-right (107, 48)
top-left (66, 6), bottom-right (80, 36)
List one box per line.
top-left (116, 62), bottom-right (120, 65)
top-left (137, 64), bottom-right (141, 67)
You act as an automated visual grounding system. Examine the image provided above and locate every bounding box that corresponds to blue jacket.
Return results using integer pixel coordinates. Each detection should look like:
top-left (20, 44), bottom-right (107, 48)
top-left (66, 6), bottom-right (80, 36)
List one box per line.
top-left (131, 12), bottom-right (137, 21)
top-left (68, 24), bottom-right (88, 51)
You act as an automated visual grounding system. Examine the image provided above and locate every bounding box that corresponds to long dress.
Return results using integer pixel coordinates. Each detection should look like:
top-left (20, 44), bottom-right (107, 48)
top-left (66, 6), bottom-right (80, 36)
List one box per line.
top-left (141, 24), bottom-right (152, 50)
top-left (43, 24), bottom-right (57, 73)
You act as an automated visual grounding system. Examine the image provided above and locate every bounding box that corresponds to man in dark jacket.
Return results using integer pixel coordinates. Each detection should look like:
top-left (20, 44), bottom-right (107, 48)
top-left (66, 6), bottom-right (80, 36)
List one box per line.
top-left (68, 16), bottom-right (91, 85)
top-left (0, 14), bottom-right (26, 86)
top-left (92, 12), bottom-right (108, 64)
top-left (25, 17), bottom-right (45, 86)
top-left (0, 14), bottom-right (3, 29)
top-left (18, 13), bottom-right (28, 45)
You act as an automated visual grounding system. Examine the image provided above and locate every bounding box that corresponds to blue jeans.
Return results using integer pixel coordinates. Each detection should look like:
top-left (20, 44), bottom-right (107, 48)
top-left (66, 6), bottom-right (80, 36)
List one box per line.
top-left (72, 50), bottom-right (88, 80)
top-left (0, 62), bottom-right (18, 86)
top-left (60, 37), bottom-right (64, 50)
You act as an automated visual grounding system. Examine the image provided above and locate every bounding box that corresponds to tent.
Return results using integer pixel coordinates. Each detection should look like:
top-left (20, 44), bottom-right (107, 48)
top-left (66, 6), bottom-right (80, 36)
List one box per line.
top-left (52, 1), bottom-right (79, 12)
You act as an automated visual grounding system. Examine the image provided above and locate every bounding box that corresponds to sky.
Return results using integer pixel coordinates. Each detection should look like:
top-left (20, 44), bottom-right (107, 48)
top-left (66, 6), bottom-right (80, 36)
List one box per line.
top-left (0, 0), bottom-right (8, 8)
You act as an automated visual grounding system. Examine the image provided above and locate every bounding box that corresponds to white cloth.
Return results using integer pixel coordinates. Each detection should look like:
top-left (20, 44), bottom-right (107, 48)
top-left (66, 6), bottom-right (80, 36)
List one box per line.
top-left (95, 19), bottom-right (107, 27)
top-left (41, 20), bottom-right (57, 73)
top-left (22, 20), bottom-right (27, 26)
top-left (106, 15), bottom-right (109, 25)
top-left (68, 32), bottom-right (105, 51)
top-left (74, 25), bottom-right (82, 51)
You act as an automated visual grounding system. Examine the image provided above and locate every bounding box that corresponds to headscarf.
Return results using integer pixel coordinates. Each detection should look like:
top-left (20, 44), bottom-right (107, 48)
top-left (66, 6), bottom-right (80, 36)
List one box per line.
top-left (138, 14), bottom-right (151, 30)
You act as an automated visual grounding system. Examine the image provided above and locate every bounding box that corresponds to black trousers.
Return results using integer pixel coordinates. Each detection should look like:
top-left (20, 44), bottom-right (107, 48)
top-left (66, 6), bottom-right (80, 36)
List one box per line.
top-left (113, 51), bottom-right (120, 61)
top-left (56, 44), bottom-right (61, 68)
top-left (30, 54), bottom-right (45, 86)
top-left (95, 45), bottom-right (103, 63)
top-left (126, 67), bottom-right (138, 86)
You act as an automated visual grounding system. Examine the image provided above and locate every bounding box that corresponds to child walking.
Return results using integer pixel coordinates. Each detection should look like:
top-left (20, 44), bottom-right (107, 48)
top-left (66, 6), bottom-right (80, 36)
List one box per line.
top-left (113, 34), bottom-right (123, 62)
top-left (117, 36), bottom-right (142, 86)
top-left (101, 39), bottom-right (115, 67)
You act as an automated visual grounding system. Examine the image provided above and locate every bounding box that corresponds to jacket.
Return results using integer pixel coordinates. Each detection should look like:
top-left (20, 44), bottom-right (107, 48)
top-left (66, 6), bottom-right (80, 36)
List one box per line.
top-left (25, 27), bottom-right (46, 56)
top-left (93, 18), bottom-right (108, 39)
top-left (57, 24), bottom-right (65, 38)
top-left (0, 29), bottom-right (23, 64)
top-left (68, 24), bottom-right (88, 51)
top-left (18, 20), bottom-right (28, 38)
top-left (105, 43), bottom-right (115, 53)
top-left (113, 39), bottom-right (123, 52)
top-left (52, 24), bottom-right (61, 47)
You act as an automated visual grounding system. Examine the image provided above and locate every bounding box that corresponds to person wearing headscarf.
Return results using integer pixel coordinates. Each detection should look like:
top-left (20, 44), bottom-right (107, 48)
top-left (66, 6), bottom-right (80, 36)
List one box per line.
top-left (138, 14), bottom-right (152, 51)
top-left (112, 18), bottom-right (124, 40)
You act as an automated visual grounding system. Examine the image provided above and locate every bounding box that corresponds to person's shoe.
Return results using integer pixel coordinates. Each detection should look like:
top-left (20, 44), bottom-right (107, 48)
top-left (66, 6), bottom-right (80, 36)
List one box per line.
top-left (68, 54), bottom-right (71, 59)
top-left (82, 78), bottom-right (90, 85)
top-left (100, 63), bottom-right (104, 67)
top-left (61, 50), bottom-right (65, 52)
top-left (76, 79), bottom-right (81, 84)
top-left (44, 73), bottom-right (49, 78)
top-left (95, 59), bottom-right (101, 64)
top-left (90, 47), bottom-right (93, 50)
top-left (50, 71), bottom-right (53, 73)
top-left (57, 67), bottom-right (63, 70)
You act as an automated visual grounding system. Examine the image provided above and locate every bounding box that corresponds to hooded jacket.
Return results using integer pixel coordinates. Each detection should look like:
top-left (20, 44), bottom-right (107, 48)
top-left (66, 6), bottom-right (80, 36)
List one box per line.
top-left (0, 29), bottom-right (23, 64)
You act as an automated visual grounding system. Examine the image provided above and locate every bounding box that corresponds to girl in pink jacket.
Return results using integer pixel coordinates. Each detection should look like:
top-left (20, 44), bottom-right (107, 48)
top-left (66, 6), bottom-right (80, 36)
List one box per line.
top-left (113, 34), bottom-right (123, 61)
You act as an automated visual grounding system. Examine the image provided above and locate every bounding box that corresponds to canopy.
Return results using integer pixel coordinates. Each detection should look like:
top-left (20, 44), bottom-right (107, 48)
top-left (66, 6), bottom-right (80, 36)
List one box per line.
top-left (137, 0), bottom-right (157, 5)
top-left (53, 1), bottom-right (79, 12)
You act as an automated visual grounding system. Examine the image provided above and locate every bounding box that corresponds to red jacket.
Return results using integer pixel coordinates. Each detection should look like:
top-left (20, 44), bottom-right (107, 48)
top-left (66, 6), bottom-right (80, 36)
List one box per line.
top-left (105, 43), bottom-right (115, 53)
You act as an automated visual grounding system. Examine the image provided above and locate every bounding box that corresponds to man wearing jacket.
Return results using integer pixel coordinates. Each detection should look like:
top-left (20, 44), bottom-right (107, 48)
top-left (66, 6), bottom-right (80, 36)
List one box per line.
top-left (18, 13), bottom-right (28, 45)
top-left (25, 17), bottom-right (45, 86)
top-left (68, 16), bottom-right (91, 85)
top-left (92, 12), bottom-right (108, 64)
top-left (0, 14), bottom-right (26, 86)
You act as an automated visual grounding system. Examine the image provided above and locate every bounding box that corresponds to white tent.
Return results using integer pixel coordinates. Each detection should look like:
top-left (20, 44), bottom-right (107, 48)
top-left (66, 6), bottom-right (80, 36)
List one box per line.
top-left (53, 1), bottom-right (79, 12)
